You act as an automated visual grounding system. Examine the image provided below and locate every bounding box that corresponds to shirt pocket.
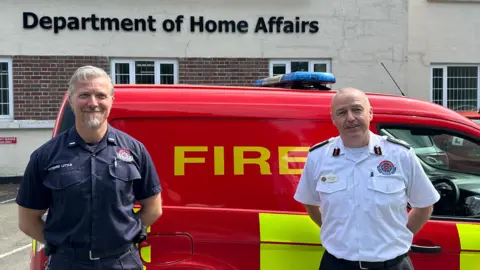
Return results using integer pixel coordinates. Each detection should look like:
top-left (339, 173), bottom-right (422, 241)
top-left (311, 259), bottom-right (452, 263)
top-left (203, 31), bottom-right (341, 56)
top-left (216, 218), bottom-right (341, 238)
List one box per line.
top-left (108, 160), bottom-right (142, 205)
top-left (367, 175), bottom-right (407, 217)
top-left (316, 179), bottom-right (348, 218)
top-left (109, 160), bottom-right (142, 182)
top-left (43, 167), bottom-right (87, 205)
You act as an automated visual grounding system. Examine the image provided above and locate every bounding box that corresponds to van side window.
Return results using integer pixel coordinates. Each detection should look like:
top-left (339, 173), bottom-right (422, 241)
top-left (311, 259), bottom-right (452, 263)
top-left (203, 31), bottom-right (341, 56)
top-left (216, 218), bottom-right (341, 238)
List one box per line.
top-left (378, 126), bottom-right (480, 220)
top-left (56, 102), bottom-right (75, 136)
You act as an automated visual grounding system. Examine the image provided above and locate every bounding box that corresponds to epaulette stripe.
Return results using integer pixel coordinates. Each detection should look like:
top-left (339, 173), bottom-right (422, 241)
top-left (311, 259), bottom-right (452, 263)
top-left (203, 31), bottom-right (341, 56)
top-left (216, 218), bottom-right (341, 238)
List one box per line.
top-left (309, 139), bottom-right (331, 152)
top-left (386, 137), bottom-right (410, 149)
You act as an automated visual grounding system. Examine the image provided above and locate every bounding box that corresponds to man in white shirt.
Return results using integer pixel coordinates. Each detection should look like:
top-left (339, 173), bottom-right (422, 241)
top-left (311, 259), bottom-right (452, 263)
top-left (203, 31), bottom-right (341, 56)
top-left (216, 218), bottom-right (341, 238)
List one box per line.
top-left (294, 88), bottom-right (440, 269)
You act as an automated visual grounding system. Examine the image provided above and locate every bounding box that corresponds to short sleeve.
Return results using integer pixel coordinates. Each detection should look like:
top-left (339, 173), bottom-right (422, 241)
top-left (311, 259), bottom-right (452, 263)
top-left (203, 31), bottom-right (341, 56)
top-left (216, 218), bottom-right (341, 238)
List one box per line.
top-left (133, 144), bottom-right (162, 201)
top-left (405, 148), bottom-right (441, 208)
top-left (293, 154), bottom-right (321, 206)
top-left (15, 150), bottom-right (51, 210)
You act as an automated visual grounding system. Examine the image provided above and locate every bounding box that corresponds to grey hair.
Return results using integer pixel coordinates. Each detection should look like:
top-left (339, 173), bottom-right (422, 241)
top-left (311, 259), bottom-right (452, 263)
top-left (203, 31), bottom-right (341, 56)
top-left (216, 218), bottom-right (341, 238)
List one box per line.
top-left (68, 65), bottom-right (114, 98)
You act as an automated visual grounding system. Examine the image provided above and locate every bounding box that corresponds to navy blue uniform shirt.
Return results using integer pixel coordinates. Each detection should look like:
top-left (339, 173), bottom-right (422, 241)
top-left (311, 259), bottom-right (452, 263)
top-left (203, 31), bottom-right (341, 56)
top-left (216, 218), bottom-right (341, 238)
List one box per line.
top-left (16, 125), bottom-right (162, 252)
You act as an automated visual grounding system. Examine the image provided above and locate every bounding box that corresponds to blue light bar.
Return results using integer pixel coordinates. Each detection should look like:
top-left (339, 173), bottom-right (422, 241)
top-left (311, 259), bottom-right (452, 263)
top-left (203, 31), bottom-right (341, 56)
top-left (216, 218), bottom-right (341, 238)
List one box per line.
top-left (255, 71), bottom-right (336, 87)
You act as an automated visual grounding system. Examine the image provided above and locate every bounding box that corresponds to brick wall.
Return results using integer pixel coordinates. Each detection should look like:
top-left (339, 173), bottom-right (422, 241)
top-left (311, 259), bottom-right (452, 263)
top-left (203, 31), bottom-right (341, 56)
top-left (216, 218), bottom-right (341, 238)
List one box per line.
top-left (12, 56), bottom-right (269, 120)
top-left (179, 58), bottom-right (268, 86)
top-left (12, 56), bottom-right (110, 120)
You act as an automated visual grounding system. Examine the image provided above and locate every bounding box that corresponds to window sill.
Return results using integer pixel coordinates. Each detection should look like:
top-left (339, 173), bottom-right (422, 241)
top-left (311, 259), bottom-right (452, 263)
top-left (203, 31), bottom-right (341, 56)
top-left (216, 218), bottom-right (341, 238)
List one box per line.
top-left (0, 120), bottom-right (55, 129)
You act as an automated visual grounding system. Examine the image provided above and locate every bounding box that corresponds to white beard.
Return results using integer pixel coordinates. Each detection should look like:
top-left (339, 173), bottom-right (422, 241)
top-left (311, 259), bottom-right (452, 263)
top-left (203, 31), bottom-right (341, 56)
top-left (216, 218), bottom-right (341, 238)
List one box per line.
top-left (83, 113), bottom-right (104, 129)
top-left (84, 117), bottom-right (102, 129)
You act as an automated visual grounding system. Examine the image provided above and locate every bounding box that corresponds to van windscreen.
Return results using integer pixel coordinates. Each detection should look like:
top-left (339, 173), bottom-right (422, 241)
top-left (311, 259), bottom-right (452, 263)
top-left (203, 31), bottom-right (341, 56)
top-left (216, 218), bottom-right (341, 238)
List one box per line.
top-left (56, 102), bottom-right (75, 136)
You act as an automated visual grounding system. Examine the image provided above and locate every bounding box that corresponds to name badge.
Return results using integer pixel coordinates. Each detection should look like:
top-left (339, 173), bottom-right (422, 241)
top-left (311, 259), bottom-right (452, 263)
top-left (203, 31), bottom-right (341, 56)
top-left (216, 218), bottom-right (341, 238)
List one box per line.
top-left (320, 174), bottom-right (337, 183)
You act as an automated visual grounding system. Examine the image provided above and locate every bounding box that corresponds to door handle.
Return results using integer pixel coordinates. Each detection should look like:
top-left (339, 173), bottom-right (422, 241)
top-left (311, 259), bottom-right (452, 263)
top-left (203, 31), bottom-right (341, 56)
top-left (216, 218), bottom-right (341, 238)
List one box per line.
top-left (410, 244), bottom-right (442, 253)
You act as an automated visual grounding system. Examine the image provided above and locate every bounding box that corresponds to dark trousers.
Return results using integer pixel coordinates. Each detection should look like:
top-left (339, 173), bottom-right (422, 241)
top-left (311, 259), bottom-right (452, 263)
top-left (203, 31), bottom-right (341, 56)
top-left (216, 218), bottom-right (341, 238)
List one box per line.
top-left (319, 250), bottom-right (414, 270)
top-left (46, 247), bottom-right (143, 270)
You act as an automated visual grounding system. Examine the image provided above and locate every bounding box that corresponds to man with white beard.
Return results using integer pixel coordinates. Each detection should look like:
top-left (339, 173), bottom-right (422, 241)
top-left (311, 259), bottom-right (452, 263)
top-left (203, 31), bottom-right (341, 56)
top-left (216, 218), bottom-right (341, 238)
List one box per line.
top-left (16, 66), bottom-right (163, 270)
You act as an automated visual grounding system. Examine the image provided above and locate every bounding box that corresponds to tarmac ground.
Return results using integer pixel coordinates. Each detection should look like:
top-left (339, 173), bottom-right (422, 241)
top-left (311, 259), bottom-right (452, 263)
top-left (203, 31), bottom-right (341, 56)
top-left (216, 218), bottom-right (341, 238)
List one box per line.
top-left (0, 184), bottom-right (31, 270)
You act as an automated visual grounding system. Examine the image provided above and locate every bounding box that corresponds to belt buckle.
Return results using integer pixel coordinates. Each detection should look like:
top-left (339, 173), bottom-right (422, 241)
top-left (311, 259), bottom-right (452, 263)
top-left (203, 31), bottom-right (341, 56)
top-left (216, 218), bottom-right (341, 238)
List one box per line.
top-left (89, 250), bottom-right (100, 260)
top-left (359, 261), bottom-right (369, 270)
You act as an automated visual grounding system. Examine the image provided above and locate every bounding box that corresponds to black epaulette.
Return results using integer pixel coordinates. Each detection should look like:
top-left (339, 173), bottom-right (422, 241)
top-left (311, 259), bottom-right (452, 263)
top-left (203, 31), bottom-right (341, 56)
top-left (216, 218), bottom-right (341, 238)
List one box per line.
top-left (386, 137), bottom-right (410, 149)
top-left (309, 138), bottom-right (332, 152)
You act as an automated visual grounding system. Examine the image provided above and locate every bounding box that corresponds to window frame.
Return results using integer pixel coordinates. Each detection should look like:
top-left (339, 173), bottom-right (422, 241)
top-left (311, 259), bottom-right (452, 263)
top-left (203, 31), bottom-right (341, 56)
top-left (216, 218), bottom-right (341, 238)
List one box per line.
top-left (110, 59), bottom-right (179, 85)
top-left (430, 64), bottom-right (480, 110)
top-left (0, 58), bottom-right (13, 120)
top-left (269, 59), bottom-right (332, 76)
top-left (376, 122), bottom-right (480, 222)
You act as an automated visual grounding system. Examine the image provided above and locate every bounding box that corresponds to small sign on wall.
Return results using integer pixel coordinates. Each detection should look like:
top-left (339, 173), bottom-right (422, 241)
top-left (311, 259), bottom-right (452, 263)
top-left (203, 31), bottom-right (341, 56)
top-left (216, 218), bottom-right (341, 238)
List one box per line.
top-left (0, 137), bottom-right (17, 144)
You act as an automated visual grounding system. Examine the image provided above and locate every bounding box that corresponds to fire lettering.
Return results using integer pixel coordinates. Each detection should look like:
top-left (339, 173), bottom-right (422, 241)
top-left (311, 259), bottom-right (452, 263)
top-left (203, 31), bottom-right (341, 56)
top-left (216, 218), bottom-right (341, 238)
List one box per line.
top-left (214, 146), bottom-right (224, 175)
top-left (174, 146), bottom-right (309, 176)
top-left (174, 146), bottom-right (208, 176)
top-left (278, 147), bottom-right (309, 175)
top-left (233, 146), bottom-right (271, 175)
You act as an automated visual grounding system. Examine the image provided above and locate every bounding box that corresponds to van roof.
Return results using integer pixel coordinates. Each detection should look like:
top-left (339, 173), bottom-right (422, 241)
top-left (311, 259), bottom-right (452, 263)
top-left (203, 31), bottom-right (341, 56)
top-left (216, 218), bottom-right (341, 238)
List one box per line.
top-left (94, 84), bottom-right (477, 128)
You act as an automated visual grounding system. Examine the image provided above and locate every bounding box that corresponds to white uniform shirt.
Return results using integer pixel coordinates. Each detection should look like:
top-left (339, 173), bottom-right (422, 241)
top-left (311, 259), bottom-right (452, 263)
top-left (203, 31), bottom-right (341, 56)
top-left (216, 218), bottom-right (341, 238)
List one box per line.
top-left (293, 132), bottom-right (441, 262)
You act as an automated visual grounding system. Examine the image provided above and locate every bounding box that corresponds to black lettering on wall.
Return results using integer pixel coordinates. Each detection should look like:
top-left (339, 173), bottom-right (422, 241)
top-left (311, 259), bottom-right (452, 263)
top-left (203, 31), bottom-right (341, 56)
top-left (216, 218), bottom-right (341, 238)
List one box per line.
top-left (22, 12), bottom-right (158, 33)
top-left (67, 17), bottom-right (79, 30)
top-left (237, 20), bottom-right (248, 33)
top-left (309, 21), bottom-right (319, 33)
top-left (100, 17), bottom-right (119, 31)
top-left (163, 19), bottom-right (175, 32)
top-left (190, 16), bottom-right (204, 32)
top-left (23, 12), bottom-right (38, 29)
top-left (254, 17), bottom-right (268, 33)
top-left (21, 12), bottom-right (317, 35)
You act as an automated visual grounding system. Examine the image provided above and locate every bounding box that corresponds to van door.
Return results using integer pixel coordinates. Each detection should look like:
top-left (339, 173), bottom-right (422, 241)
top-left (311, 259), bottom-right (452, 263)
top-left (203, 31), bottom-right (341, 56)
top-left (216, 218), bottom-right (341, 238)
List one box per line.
top-left (375, 120), bottom-right (480, 270)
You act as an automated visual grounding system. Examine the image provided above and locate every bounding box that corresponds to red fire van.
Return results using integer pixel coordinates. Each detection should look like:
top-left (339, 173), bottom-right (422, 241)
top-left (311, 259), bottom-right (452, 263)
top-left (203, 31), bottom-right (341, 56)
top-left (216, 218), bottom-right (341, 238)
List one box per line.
top-left (29, 72), bottom-right (480, 270)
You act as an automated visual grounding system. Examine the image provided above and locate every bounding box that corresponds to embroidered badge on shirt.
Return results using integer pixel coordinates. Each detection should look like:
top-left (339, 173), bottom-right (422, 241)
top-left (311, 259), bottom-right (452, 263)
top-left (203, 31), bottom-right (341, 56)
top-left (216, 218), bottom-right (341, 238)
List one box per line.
top-left (377, 160), bottom-right (396, 175)
top-left (116, 148), bottom-right (133, 162)
top-left (47, 163), bottom-right (73, 171)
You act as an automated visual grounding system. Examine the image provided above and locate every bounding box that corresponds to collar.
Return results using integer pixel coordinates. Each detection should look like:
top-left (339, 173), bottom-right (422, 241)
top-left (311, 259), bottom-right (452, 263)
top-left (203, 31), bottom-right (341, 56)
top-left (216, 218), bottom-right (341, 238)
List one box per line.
top-left (66, 124), bottom-right (118, 148)
top-left (331, 137), bottom-right (346, 157)
top-left (367, 132), bottom-right (384, 156)
top-left (331, 131), bottom-right (384, 156)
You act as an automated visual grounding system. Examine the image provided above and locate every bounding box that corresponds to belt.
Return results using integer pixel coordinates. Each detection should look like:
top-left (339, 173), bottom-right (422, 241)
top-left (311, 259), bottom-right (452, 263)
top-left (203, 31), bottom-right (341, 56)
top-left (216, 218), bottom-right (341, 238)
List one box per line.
top-left (55, 243), bottom-right (136, 261)
top-left (340, 253), bottom-right (407, 269)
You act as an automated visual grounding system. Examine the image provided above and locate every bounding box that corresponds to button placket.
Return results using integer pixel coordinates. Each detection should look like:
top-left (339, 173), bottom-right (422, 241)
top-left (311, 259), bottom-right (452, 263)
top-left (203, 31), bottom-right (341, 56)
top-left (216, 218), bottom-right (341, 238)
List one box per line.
top-left (91, 153), bottom-right (98, 249)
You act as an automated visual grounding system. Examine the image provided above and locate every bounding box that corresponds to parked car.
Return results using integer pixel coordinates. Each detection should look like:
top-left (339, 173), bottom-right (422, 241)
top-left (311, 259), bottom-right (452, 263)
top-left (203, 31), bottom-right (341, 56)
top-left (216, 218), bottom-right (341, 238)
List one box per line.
top-left (459, 110), bottom-right (480, 124)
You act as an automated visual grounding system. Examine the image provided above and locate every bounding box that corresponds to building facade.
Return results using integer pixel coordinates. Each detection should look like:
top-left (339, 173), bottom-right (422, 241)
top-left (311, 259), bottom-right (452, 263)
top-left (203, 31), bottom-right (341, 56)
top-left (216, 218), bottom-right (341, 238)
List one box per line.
top-left (409, 0), bottom-right (480, 110)
top-left (1, 0), bottom-right (479, 179)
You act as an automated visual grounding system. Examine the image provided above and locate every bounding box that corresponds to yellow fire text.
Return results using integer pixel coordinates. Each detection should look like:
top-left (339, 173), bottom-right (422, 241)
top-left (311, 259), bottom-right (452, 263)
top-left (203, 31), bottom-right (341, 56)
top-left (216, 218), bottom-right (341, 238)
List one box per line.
top-left (174, 146), bottom-right (309, 176)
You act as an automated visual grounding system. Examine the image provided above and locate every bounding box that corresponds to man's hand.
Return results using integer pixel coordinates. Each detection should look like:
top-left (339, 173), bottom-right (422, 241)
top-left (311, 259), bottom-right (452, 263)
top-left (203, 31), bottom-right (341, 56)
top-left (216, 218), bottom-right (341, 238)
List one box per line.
top-left (133, 225), bottom-right (148, 244)
top-left (18, 206), bottom-right (48, 244)
top-left (136, 193), bottom-right (163, 227)
top-left (305, 204), bottom-right (323, 228)
top-left (407, 205), bottom-right (433, 234)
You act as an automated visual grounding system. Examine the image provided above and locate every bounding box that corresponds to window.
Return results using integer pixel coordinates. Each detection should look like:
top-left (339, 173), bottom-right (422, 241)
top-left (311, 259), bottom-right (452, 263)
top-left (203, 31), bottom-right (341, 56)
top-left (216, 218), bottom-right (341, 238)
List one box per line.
top-left (378, 125), bottom-right (480, 219)
top-left (0, 59), bottom-right (12, 119)
top-left (269, 60), bottom-right (331, 76)
top-left (431, 65), bottom-right (479, 111)
top-left (110, 60), bottom-right (178, 85)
